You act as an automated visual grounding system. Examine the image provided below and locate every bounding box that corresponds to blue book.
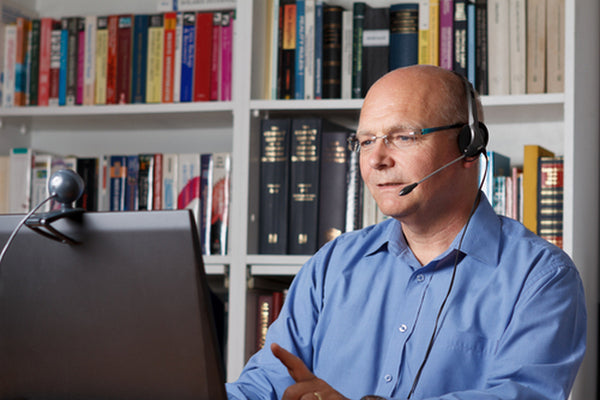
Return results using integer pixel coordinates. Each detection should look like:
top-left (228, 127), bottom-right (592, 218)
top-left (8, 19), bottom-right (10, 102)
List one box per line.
top-left (467, 1), bottom-right (476, 86)
top-left (314, 0), bottom-right (323, 99)
top-left (480, 151), bottom-right (511, 207)
top-left (294, 0), bottom-right (305, 99)
top-left (131, 15), bottom-right (149, 103)
top-left (109, 155), bottom-right (128, 211)
top-left (58, 18), bottom-right (68, 106)
top-left (180, 11), bottom-right (196, 102)
top-left (389, 3), bottom-right (418, 70)
top-left (125, 155), bottom-right (140, 211)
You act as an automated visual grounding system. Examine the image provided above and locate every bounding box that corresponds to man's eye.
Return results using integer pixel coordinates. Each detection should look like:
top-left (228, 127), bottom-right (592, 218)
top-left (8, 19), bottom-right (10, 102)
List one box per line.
top-left (391, 134), bottom-right (416, 145)
top-left (360, 138), bottom-right (375, 147)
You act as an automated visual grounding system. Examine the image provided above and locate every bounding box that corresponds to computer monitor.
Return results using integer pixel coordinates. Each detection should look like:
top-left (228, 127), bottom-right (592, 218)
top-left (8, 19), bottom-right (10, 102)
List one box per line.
top-left (0, 209), bottom-right (227, 400)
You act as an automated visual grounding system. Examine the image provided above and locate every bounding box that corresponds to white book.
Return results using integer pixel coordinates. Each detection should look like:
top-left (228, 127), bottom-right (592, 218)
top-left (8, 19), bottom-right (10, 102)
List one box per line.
top-left (162, 153), bottom-right (178, 210)
top-left (269, 0), bottom-right (280, 99)
top-left (30, 154), bottom-right (53, 212)
top-left (509, 0), bottom-right (526, 94)
top-left (96, 155), bottom-right (109, 212)
top-left (83, 15), bottom-right (97, 105)
top-left (210, 152), bottom-right (231, 255)
top-left (526, 0), bottom-right (546, 93)
top-left (173, 12), bottom-right (183, 102)
top-left (2, 24), bottom-right (16, 107)
top-left (8, 147), bottom-right (32, 213)
top-left (546, 0), bottom-right (564, 93)
top-left (487, 0), bottom-right (510, 95)
top-left (341, 9), bottom-right (353, 99)
top-left (303, 0), bottom-right (315, 99)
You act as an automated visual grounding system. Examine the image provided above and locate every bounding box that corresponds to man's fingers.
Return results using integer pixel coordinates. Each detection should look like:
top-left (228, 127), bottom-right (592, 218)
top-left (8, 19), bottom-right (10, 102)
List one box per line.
top-left (271, 343), bottom-right (316, 382)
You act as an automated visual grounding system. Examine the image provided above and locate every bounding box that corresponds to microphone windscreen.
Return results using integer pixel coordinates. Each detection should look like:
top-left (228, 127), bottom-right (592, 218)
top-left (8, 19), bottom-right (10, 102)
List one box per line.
top-left (48, 169), bottom-right (85, 205)
top-left (399, 182), bottom-right (418, 196)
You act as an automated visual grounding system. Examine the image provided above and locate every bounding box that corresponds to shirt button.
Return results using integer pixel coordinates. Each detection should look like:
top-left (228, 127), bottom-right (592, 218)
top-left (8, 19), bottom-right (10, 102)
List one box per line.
top-left (416, 274), bottom-right (425, 282)
top-left (399, 324), bottom-right (408, 333)
top-left (384, 374), bottom-right (393, 382)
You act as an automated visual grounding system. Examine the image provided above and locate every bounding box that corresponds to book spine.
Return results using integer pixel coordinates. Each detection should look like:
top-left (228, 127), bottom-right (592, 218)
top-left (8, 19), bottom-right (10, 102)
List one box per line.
top-left (65, 17), bottom-right (80, 106)
top-left (351, 2), bottom-right (366, 99)
top-left (162, 153), bottom-right (178, 210)
top-left (58, 18), bottom-right (68, 106)
top-left (124, 154), bottom-right (139, 211)
top-left (439, 0), bottom-right (454, 70)
top-left (210, 152), bottom-right (231, 255)
top-left (146, 14), bottom-right (164, 103)
top-left (116, 15), bottom-right (132, 104)
top-left (340, 9), bottom-right (353, 99)
top-left (152, 153), bottom-right (164, 210)
top-left (173, 12), bottom-right (183, 102)
top-left (83, 16), bottom-right (97, 105)
top-left (317, 121), bottom-right (350, 247)
top-left (49, 20), bottom-right (61, 106)
top-left (259, 118), bottom-right (291, 254)
top-left (537, 156), bottom-right (564, 248)
top-left (487, 0), bottom-right (509, 94)
top-left (279, 1), bottom-right (296, 99)
top-left (303, 0), bottom-right (315, 100)
top-left (14, 18), bottom-right (27, 106)
top-left (2, 24), bottom-right (16, 107)
top-left (256, 294), bottom-right (273, 352)
top-left (76, 17), bottom-right (85, 105)
top-left (294, 0), bottom-right (305, 99)
top-left (475, 0), bottom-right (488, 94)
top-left (526, 0), bottom-right (546, 93)
top-left (418, 0), bottom-right (431, 65)
top-left (452, 0), bottom-right (467, 77)
top-left (162, 12), bottom-right (177, 103)
top-left (313, 0), bottom-right (323, 99)
top-left (105, 15), bottom-right (118, 104)
top-left (31, 154), bottom-right (52, 212)
top-left (131, 15), bottom-right (149, 103)
top-left (24, 21), bottom-right (32, 106)
top-left (137, 154), bottom-right (154, 211)
top-left (177, 153), bottom-right (201, 226)
top-left (194, 12), bottom-right (213, 101)
top-left (362, 6), bottom-right (390, 94)
top-left (522, 145), bottom-right (555, 233)
top-left (509, 0), bottom-right (526, 94)
top-left (75, 157), bottom-right (99, 211)
top-left (321, 5), bottom-right (342, 99)
top-left (345, 148), bottom-right (362, 232)
top-left (38, 18), bottom-right (53, 106)
top-left (109, 155), bottom-right (128, 211)
top-left (545, 0), bottom-right (564, 93)
top-left (267, 0), bottom-right (281, 100)
top-left (180, 12), bottom-right (196, 102)
top-left (8, 148), bottom-right (33, 213)
top-left (29, 19), bottom-right (41, 105)
top-left (389, 3), bottom-right (419, 70)
top-left (466, 1), bottom-right (475, 85)
top-left (288, 118), bottom-right (321, 254)
top-left (94, 16), bottom-right (108, 105)
top-left (220, 11), bottom-right (233, 101)
top-left (200, 153), bottom-right (214, 255)
top-left (209, 11), bottom-right (222, 101)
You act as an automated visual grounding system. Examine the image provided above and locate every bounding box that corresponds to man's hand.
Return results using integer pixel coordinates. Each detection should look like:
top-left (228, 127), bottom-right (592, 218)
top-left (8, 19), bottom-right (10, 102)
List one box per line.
top-left (271, 343), bottom-right (349, 400)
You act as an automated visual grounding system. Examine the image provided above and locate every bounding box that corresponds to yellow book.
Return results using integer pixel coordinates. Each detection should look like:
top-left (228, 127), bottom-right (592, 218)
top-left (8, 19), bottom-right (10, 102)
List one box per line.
top-left (95, 16), bottom-right (108, 105)
top-left (428, 0), bottom-right (439, 66)
top-left (418, 0), bottom-right (430, 65)
top-left (523, 145), bottom-right (555, 233)
top-left (146, 14), bottom-right (164, 103)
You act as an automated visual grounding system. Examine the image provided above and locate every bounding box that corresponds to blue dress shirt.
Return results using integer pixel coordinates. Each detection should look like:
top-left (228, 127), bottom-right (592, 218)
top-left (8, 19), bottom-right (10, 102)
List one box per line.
top-left (227, 196), bottom-right (586, 400)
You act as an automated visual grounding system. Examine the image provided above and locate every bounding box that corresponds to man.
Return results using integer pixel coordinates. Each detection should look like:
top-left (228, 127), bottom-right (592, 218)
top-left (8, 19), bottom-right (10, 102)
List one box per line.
top-left (226, 65), bottom-right (586, 400)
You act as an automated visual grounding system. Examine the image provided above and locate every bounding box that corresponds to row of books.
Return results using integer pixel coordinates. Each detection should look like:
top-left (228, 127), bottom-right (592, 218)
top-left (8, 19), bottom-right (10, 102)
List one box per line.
top-left (259, 117), bottom-right (362, 255)
top-left (479, 146), bottom-right (564, 248)
top-left (263, 0), bottom-right (564, 100)
top-left (0, 149), bottom-right (231, 255)
top-left (1, 9), bottom-right (234, 107)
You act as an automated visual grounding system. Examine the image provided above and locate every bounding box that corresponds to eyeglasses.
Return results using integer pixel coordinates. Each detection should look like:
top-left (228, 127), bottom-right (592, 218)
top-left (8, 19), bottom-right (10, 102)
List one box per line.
top-left (347, 122), bottom-right (465, 153)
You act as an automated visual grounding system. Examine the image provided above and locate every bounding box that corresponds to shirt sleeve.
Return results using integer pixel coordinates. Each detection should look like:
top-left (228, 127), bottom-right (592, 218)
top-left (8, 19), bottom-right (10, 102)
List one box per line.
top-left (226, 250), bottom-right (327, 400)
top-left (413, 263), bottom-right (587, 400)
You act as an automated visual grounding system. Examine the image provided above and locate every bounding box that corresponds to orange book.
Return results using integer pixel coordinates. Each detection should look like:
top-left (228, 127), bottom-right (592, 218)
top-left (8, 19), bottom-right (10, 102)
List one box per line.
top-left (523, 145), bottom-right (555, 233)
top-left (162, 12), bottom-right (177, 103)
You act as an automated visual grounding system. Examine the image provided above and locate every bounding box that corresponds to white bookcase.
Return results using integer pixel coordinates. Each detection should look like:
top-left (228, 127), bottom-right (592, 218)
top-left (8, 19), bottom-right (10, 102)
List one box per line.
top-left (0, 0), bottom-right (597, 398)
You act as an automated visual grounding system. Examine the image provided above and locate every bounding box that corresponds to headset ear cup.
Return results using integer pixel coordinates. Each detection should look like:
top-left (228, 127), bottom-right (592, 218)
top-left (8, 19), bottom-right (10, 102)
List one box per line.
top-left (457, 122), bottom-right (489, 158)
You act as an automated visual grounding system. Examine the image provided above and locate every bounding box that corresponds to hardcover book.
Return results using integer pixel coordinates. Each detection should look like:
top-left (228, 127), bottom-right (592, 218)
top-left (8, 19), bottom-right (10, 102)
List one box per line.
top-left (523, 144), bottom-right (555, 234)
top-left (361, 6), bottom-right (389, 95)
top-left (452, 0), bottom-right (467, 77)
top-left (162, 12), bottom-right (177, 103)
top-left (487, 0), bottom-right (509, 95)
top-left (193, 11), bottom-right (213, 101)
top-left (259, 118), bottom-right (291, 254)
top-left (294, 0), bottom-right (305, 99)
top-left (146, 14), bottom-right (164, 103)
top-left (28, 19), bottom-right (40, 105)
top-left (537, 155), bottom-right (563, 248)
top-left (131, 14), bottom-right (149, 103)
top-left (210, 152), bottom-right (231, 255)
top-left (439, 0), bottom-right (453, 70)
top-left (209, 11), bottom-right (222, 101)
top-left (83, 16), bottom-right (97, 105)
top-left (475, 0), bottom-right (488, 94)
top-left (220, 11), bottom-right (233, 101)
top-left (138, 154), bottom-right (155, 211)
top-left (526, 0), bottom-right (546, 93)
top-left (105, 15), bottom-right (118, 104)
top-left (37, 18), bottom-right (53, 106)
top-left (161, 153), bottom-right (178, 210)
top-left (389, 3), bottom-right (419, 70)
top-left (94, 16), bottom-right (108, 105)
top-left (321, 5), bottom-right (342, 98)
top-left (116, 15), bottom-right (133, 104)
top-left (278, 0), bottom-right (296, 99)
top-left (124, 154), bottom-right (139, 211)
top-left (180, 11), bottom-right (196, 102)
top-left (109, 155), bottom-right (128, 211)
top-left (351, 2), bottom-right (366, 99)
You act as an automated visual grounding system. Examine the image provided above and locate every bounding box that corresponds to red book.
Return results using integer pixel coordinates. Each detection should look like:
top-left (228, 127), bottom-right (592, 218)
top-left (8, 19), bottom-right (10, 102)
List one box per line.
top-left (162, 12), bottom-right (177, 103)
top-left (220, 11), bottom-right (233, 101)
top-left (152, 153), bottom-right (163, 210)
top-left (116, 15), bottom-right (133, 104)
top-left (105, 15), bottom-right (118, 104)
top-left (209, 12), bottom-right (221, 101)
top-left (38, 18), bottom-right (54, 106)
top-left (193, 12), bottom-right (213, 102)
top-left (48, 20), bottom-right (61, 106)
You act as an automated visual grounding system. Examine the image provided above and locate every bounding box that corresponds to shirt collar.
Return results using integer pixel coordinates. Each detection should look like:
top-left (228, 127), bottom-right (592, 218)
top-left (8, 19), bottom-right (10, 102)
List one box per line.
top-left (363, 193), bottom-right (501, 267)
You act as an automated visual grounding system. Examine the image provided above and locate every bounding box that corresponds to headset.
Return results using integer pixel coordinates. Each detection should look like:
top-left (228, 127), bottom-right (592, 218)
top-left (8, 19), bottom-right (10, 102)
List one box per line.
top-left (456, 74), bottom-right (489, 158)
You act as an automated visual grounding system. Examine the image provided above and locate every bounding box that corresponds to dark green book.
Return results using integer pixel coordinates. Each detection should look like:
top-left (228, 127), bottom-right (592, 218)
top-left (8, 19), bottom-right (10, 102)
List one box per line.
top-left (29, 19), bottom-right (41, 106)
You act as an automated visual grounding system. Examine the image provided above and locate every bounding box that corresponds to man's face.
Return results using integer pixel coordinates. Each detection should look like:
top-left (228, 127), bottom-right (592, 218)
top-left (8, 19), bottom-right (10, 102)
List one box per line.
top-left (357, 74), bottom-right (464, 222)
